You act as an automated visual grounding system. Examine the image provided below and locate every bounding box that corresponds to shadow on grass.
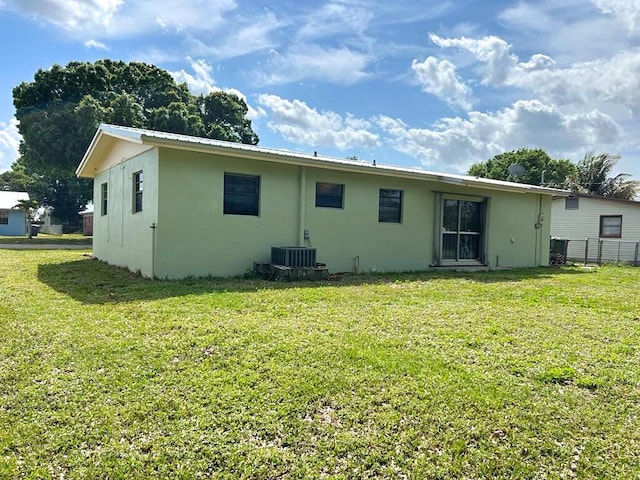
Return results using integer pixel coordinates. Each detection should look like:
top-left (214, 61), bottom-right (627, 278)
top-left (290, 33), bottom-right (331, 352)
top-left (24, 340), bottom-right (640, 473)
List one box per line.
top-left (37, 256), bottom-right (593, 305)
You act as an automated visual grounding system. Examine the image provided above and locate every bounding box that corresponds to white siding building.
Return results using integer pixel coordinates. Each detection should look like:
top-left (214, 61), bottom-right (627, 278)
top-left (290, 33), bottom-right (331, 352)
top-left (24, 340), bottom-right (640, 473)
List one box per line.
top-left (551, 193), bottom-right (640, 263)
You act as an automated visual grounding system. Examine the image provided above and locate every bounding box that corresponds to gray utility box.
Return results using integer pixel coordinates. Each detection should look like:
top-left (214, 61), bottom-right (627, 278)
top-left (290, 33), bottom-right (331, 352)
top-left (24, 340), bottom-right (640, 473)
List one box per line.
top-left (271, 247), bottom-right (317, 267)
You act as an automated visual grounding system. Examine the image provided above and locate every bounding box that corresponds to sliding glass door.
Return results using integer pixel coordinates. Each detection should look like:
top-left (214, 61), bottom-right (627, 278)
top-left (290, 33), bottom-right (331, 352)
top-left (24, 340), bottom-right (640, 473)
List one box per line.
top-left (435, 194), bottom-right (486, 264)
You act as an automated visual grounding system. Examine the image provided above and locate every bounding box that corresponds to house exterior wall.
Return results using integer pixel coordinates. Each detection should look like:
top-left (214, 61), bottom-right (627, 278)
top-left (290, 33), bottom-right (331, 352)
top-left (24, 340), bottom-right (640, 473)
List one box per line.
top-left (92, 148), bottom-right (159, 277)
top-left (551, 197), bottom-right (640, 242)
top-left (154, 149), bottom-right (300, 278)
top-left (146, 146), bottom-right (552, 278)
top-left (0, 210), bottom-right (27, 236)
top-left (489, 190), bottom-right (552, 268)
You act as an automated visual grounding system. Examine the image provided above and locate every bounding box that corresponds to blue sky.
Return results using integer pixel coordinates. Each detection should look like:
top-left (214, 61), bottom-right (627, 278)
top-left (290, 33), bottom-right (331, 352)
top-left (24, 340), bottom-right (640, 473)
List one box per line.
top-left (1, 0), bottom-right (640, 183)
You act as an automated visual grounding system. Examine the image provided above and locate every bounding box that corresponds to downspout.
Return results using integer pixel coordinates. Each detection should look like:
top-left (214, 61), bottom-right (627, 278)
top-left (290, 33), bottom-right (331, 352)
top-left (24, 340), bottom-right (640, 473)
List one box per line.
top-left (121, 163), bottom-right (126, 247)
top-left (298, 166), bottom-right (306, 246)
top-left (150, 222), bottom-right (157, 279)
top-left (534, 194), bottom-right (544, 266)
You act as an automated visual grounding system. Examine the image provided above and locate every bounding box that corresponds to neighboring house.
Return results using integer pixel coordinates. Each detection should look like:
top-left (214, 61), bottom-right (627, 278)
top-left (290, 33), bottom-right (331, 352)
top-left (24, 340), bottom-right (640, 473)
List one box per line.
top-left (76, 124), bottom-right (567, 279)
top-left (0, 191), bottom-right (30, 236)
top-left (551, 193), bottom-right (640, 263)
top-left (79, 203), bottom-right (94, 236)
top-left (551, 193), bottom-right (640, 241)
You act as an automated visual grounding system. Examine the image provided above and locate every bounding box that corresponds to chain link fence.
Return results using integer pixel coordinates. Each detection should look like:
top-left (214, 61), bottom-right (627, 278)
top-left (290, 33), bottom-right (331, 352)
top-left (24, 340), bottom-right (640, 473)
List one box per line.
top-left (552, 237), bottom-right (640, 266)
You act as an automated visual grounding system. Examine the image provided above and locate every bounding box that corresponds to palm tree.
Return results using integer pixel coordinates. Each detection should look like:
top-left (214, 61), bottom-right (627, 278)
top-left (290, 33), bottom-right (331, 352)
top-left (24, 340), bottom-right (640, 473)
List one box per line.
top-left (14, 198), bottom-right (39, 238)
top-left (567, 152), bottom-right (638, 199)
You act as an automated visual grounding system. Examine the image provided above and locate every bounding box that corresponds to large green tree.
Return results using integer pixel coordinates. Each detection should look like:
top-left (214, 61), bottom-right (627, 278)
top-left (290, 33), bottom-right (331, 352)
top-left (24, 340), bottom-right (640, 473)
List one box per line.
top-left (9, 60), bottom-right (259, 225)
top-left (566, 152), bottom-right (638, 199)
top-left (467, 148), bottom-right (576, 188)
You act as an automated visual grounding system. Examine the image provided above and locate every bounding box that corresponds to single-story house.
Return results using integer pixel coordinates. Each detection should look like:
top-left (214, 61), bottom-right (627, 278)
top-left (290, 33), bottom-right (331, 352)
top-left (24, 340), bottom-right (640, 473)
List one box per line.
top-left (76, 124), bottom-right (568, 279)
top-left (551, 193), bottom-right (640, 263)
top-left (0, 190), bottom-right (30, 236)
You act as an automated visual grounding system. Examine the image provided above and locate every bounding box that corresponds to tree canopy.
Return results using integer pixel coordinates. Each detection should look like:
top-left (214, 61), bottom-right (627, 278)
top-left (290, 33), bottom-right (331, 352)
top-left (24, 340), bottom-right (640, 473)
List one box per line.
top-left (467, 148), bottom-right (576, 188)
top-left (3, 60), bottom-right (259, 225)
top-left (566, 152), bottom-right (638, 200)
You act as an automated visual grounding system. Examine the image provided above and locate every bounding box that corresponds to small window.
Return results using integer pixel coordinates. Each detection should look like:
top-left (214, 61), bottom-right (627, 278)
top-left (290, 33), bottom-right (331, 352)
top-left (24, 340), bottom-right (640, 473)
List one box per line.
top-left (224, 173), bottom-right (260, 216)
top-left (600, 215), bottom-right (622, 238)
top-left (316, 182), bottom-right (344, 208)
top-left (565, 196), bottom-right (579, 210)
top-left (133, 171), bottom-right (143, 213)
top-left (379, 189), bottom-right (403, 223)
top-left (101, 182), bottom-right (108, 216)
top-left (0, 211), bottom-right (8, 225)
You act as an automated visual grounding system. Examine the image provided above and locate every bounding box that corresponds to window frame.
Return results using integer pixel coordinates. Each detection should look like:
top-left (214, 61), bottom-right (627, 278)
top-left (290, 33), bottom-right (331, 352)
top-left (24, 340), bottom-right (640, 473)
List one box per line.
top-left (223, 172), bottom-right (260, 216)
top-left (599, 215), bottom-right (622, 238)
top-left (101, 182), bottom-right (108, 216)
top-left (315, 182), bottom-right (344, 209)
top-left (433, 193), bottom-right (487, 265)
top-left (0, 211), bottom-right (8, 225)
top-left (133, 171), bottom-right (143, 214)
top-left (565, 196), bottom-right (579, 210)
top-left (378, 188), bottom-right (403, 223)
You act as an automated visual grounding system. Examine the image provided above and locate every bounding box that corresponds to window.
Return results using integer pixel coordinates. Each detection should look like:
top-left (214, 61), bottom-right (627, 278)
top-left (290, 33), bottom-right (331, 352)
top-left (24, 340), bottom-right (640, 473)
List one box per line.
top-left (565, 196), bottom-right (579, 210)
top-left (224, 173), bottom-right (260, 216)
top-left (600, 215), bottom-right (622, 238)
top-left (379, 189), bottom-right (403, 223)
top-left (0, 211), bottom-right (8, 225)
top-left (316, 182), bottom-right (344, 208)
top-left (133, 171), bottom-right (143, 213)
top-left (101, 182), bottom-right (108, 216)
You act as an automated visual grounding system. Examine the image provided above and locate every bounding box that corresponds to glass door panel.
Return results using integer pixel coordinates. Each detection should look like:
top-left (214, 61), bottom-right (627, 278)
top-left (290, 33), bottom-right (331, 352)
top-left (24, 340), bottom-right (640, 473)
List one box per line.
top-left (441, 199), bottom-right (483, 261)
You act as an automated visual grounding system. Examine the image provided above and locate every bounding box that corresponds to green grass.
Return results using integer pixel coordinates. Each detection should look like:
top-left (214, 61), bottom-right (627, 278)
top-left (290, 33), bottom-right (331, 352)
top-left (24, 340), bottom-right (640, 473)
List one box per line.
top-left (1, 250), bottom-right (639, 479)
top-left (0, 233), bottom-right (92, 245)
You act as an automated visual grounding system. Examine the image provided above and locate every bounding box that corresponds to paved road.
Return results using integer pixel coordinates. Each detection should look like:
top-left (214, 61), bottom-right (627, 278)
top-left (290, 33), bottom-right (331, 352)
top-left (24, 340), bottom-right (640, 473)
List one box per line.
top-left (0, 243), bottom-right (91, 250)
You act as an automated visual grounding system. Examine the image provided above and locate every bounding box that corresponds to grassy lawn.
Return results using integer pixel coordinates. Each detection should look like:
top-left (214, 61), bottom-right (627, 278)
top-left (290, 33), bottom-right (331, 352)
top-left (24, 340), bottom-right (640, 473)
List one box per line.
top-left (0, 233), bottom-right (92, 245)
top-left (1, 250), bottom-right (639, 479)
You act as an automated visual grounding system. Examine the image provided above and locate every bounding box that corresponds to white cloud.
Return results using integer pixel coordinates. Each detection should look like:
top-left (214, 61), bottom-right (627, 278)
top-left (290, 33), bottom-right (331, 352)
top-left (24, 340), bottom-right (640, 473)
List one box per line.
top-left (189, 11), bottom-right (283, 60)
top-left (411, 57), bottom-right (473, 110)
top-left (429, 33), bottom-right (640, 114)
top-left (296, 2), bottom-right (373, 42)
top-left (1, 0), bottom-right (123, 33)
top-left (430, 33), bottom-right (518, 85)
top-left (593, 0), bottom-right (640, 35)
top-left (376, 100), bottom-right (622, 171)
top-left (0, 118), bottom-right (21, 173)
top-left (257, 94), bottom-right (379, 150)
top-left (497, 2), bottom-right (557, 33)
top-left (170, 58), bottom-right (217, 95)
top-left (255, 44), bottom-right (372, 86)
top-left (1, 0), bottom-right (237, 38)
top-left (169, 59), bottom-right (264, 120)
top-left (84, 39), bottom-right (108, 50)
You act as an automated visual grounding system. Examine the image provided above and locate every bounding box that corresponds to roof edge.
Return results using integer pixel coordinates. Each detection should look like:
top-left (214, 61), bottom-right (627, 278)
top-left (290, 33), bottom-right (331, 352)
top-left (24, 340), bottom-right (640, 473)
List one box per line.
top-left (78, 124), bottom-right (570, 196)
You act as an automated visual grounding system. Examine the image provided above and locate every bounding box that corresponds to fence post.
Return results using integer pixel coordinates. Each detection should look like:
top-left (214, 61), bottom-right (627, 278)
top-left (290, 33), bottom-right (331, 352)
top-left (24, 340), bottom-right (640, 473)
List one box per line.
top-left (635, 242), bottom-right (639, 267)
top-left (617, 242), bottom-right (621, 265)
top-left (584, 238), bottom-right (589, 265)
top-left (597, 239), bottom-right (603, 265)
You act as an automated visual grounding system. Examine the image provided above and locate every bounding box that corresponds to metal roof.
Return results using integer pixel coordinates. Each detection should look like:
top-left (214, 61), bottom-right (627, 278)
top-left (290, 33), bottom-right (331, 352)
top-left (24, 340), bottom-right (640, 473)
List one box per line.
top-left (77, 124), bottom-right (570, 196)
top-left (554, 192), bottom-right (640, 205)
top-left (0, 191), bottom-right (29, 210)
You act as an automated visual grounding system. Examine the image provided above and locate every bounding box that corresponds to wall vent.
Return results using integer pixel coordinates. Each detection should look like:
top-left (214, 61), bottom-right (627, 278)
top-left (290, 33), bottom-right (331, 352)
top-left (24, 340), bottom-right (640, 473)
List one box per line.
top-left (271, 246), bottom-right (317, 267)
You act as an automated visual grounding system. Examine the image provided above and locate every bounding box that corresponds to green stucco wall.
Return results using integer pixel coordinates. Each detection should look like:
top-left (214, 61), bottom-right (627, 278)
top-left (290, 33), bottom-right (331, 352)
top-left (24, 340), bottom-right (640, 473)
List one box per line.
top-left (155, 150), bottom-right (300, 278)
top-left (146, 147), bottom-right (552, 278)
top-left (92, 149), bottom-right (159, 277)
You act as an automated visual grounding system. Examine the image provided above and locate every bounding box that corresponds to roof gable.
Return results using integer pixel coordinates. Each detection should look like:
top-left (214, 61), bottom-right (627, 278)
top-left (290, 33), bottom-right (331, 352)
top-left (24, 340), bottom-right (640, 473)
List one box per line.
top-left (77, 124), bottom-right (569, 197)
